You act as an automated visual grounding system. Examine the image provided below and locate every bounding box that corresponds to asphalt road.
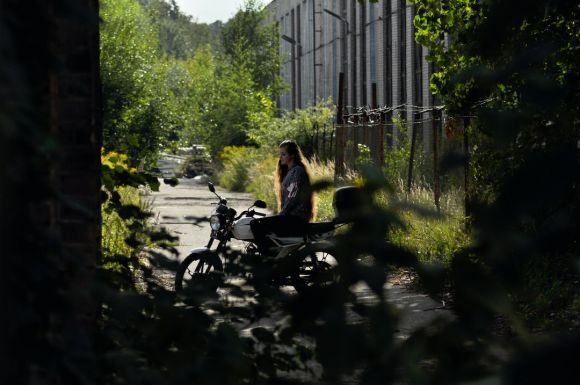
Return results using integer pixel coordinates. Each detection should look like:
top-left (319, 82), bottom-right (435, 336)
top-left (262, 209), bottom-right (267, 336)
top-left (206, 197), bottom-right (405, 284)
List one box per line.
top-left (152, 156), bottom-right (269, 260)
top-left (151, 177), bottom-right (261, 260)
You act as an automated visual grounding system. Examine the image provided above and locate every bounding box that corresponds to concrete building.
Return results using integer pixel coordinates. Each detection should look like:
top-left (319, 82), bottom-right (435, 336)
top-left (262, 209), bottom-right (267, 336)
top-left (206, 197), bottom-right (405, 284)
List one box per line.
top-left (265, 0), bottom-right (437, 150)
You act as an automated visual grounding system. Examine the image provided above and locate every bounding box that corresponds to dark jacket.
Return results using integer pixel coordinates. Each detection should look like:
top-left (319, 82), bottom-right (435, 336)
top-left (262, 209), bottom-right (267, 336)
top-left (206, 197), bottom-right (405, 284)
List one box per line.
top-left (280, 164), bottom-right (311, 220)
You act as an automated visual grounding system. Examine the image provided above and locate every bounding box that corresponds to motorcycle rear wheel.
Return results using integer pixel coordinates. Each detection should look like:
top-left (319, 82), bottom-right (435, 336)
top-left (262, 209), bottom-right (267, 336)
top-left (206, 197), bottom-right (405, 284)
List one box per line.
top-left (292, 245), bottom-right (339, 293)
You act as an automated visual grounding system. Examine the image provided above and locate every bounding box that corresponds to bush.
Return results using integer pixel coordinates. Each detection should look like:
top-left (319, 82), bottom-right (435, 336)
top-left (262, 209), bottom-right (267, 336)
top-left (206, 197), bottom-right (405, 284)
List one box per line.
top-left (101, 150), bottom-right (160, 268)
top-left (101, 185), bottom-right (151, 263)
top-left (247, 99), bottom-right (335, 156)
top-left (218, 146), bottom-right (259, 192)
top-left (176, 146), bottom-right (213, 178)
top-left (246, 152), bottom-right (278, 209)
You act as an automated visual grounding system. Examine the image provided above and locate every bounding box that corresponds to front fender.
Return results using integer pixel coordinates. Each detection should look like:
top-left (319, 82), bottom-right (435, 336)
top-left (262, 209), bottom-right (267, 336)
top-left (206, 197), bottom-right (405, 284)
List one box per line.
top-left (188, 246), bottom-right (210, 255)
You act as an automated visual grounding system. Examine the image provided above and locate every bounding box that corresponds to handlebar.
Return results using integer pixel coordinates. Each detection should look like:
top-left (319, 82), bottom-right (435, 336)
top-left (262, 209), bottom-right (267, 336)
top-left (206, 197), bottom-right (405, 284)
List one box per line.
top-left (234, 209), bottom-right (267, 221)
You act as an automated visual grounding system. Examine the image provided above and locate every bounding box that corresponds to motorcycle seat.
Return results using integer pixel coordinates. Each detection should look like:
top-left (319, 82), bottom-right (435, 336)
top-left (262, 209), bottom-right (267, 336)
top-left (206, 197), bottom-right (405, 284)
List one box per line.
top-left (307, 221), bottom-right (336, 235)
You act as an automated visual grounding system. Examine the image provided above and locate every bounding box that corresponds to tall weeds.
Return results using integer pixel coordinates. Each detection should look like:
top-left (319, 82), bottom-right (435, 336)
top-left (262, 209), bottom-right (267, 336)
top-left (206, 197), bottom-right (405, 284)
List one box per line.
top-left (217, 145), bottom-right (470, 265)
top-left (387, 179), bottom-right (469, 265)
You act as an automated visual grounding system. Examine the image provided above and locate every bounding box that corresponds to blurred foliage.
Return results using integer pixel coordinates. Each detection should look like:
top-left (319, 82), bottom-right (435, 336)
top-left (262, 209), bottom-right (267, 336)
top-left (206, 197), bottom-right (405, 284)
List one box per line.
top-left (4, 0), bottom-right (579, 384)
top-left (410, 0), bottom-right (580, 380)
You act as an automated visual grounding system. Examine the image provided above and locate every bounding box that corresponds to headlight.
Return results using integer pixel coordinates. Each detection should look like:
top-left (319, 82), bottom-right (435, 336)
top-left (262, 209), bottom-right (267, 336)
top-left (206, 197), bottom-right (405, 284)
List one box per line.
top-left (210, 215), bottom-right (221, 231)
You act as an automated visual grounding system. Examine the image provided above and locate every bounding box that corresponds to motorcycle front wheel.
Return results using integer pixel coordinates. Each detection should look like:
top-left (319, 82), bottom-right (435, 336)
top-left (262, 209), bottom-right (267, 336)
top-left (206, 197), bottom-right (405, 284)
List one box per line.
top-left (174, 250), bottom-right (224, 294)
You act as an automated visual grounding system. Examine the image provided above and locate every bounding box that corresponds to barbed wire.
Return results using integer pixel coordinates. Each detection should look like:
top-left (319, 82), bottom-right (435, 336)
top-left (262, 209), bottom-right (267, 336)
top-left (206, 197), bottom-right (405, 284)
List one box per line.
top-left (339, 99), bottom-right (492, 123)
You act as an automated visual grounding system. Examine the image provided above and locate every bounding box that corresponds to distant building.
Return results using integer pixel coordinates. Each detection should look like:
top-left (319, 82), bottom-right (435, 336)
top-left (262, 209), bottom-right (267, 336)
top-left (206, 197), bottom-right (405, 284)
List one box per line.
top-left (265, 0), bottom-right (437, 150)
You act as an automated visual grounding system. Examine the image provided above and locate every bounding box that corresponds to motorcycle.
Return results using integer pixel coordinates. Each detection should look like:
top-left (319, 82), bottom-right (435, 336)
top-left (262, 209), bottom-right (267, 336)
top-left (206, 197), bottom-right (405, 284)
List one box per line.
top-left (174, 182), bottom-right (340, 294)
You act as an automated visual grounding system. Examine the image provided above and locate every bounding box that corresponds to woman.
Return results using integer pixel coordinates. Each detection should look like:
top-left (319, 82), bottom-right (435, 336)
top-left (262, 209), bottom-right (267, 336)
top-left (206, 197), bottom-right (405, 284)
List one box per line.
top-left (250, 140), bottom-right (315, 254)
top-left (276, 139), bottom-right (316, 221)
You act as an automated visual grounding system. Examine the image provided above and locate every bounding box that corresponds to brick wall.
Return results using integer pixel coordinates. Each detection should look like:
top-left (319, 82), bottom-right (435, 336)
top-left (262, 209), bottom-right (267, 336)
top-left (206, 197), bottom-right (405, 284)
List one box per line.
top-left (1, 0), bottom-right (102, 380)
top-left (52, 0), bottom-right (102, 313)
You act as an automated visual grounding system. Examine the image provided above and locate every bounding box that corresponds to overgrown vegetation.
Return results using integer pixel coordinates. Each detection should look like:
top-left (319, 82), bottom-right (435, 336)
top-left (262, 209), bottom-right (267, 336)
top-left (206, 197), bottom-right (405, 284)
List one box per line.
top-left (410, 0), bottom-right (580, 335)
top-left (100, 0), bottom-right (282, 164)
top-left (4, 0), bottom-right (578, 384)
top-left (101, 150), bottom-right (159, 267)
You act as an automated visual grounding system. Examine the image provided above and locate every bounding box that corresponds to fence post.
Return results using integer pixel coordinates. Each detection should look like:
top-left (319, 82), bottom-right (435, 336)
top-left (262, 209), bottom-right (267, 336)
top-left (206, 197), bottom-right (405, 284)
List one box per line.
top-left (335, 72), bottom-right (345, 180)
top-left (336, 72), bottom-right (344, 125)
top-left (330, 125), bottom-right (334, 163)
top-left (406, 115), bottom-right (419, 195)
top-left (379, 109), bottom-right (385, 167)
top-left (433, 109), bottom-right (441, 212)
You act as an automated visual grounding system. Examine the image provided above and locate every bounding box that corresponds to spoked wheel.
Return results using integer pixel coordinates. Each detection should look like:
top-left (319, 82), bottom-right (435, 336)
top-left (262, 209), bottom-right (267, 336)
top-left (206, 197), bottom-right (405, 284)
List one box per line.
top-left (292, 244), bottom-right (339, 293)
top-left (174, 250), bottom-right (224, 294)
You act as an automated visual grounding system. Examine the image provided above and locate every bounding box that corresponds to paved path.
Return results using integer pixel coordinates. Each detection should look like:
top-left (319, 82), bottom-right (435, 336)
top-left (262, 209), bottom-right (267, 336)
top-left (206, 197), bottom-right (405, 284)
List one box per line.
top-left (150, 177), bottom-right (259, 261)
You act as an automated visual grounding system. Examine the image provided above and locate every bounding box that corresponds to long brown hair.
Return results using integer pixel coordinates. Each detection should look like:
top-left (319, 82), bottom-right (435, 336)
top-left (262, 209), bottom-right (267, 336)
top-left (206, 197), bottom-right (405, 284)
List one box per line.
top-left (275, 140), bottom-right (316, 221)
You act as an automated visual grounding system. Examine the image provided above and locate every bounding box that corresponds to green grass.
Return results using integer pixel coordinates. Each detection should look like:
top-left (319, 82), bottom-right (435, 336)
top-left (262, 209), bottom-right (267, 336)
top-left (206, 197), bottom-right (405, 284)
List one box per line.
top-left (217, 146), bottom-right (259, 192)
top-left (386, 179), bottom-right (470, 265)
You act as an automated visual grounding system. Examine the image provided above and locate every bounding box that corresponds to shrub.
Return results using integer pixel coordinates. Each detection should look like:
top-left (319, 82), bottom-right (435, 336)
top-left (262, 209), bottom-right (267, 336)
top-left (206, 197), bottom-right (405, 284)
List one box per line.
top-left (247, 99), bottom-right (335, 156)
top-left (101, 186), bottom-right (152, 263)
top-left (101, 150), bottom-right (159, 268)
top-left (246, 152), bottom-right (278, 209)
top-left (217, 146), bottom-right (259, 191)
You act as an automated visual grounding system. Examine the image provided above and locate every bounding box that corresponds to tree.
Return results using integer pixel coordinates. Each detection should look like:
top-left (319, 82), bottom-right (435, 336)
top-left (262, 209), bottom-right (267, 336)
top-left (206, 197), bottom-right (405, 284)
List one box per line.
top-left (101, 0), bottom-right (202, 166)
top-left (412, 0), bottom-right (579, 228)
top-left (100, 0), bottom-right (162, 164)
top-left (179, 47), bottom-right (261, 155)
top-left (221, 0), bottom-right (283, 93)
top-left (409, 0), bottom-right (580, 381)
top-left (140, 0), bottom-right (223, 58)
